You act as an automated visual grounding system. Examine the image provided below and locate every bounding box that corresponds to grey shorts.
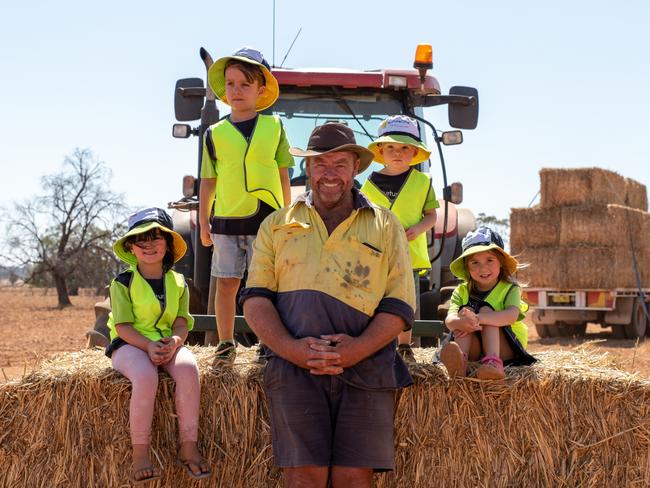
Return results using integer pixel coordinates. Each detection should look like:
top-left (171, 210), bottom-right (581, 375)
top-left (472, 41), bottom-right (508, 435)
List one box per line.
top-left (210, 234), bottom-right (256, 279)
top-left (263, 358), bottom-right (396, 471)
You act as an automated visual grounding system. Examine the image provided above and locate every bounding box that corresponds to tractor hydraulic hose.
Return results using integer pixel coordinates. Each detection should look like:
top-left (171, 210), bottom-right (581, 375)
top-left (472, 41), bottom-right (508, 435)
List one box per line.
top-left (409, 113), bottom-right (449, 265)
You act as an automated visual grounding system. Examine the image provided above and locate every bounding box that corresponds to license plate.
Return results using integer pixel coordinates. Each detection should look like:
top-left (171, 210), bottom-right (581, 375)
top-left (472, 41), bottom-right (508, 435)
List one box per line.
top-left (551, 294), bottom-right (571, 303)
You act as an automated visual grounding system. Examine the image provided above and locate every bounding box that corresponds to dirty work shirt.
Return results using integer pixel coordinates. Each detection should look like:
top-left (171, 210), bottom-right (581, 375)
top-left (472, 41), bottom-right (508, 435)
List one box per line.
top-left (240, 188), bottom-right (416, 391)
top-left (200, 114), bottom-right (293, 236)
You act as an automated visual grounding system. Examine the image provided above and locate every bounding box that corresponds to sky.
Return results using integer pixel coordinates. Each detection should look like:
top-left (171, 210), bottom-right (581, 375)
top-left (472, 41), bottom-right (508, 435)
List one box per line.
top-left (1, 0), bottom-right (649, 224)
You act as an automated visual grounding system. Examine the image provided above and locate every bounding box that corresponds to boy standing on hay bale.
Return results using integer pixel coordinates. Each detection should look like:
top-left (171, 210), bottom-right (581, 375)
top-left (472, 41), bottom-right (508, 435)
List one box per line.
top-left (361, 115), bottom-right (438, 363)
top-left (105, 208), bottom-right (211, 483)
top-left (199, 47), bottom-right (293, 363)
top-left (440, 226), bottom-right (536, 380)
top-left (241, 122), bottom-right (415, 488)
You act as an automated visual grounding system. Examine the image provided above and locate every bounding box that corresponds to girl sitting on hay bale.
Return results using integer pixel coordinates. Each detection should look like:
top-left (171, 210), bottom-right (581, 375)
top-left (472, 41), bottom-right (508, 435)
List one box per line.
top-left (439, 226), bottom-right (536, 380)
top-left (105, 208), bottom-right (211, 483)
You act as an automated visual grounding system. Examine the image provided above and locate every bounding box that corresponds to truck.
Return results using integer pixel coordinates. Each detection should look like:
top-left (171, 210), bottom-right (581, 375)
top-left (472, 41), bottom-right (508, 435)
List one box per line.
top-left (522, 287), bottom-right (650, 340)
top-left (87, 44), bottom-right (480, 348)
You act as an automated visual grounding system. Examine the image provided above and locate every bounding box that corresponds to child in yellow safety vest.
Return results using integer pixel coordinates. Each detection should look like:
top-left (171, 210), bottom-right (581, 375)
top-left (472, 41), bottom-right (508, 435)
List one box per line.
top-left (105, 208), bottom-right (211, 483)
top-left (198, 47), bottom-right (293, 362)
top-left (361, 115), bottom-right (438, 362)
top-left (440, 226), bottom-right (536, 380)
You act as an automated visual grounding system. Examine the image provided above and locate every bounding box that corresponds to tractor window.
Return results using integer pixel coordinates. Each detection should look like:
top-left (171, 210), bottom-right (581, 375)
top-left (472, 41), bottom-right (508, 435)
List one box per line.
top-left (271, 93), bottom-right (417, 186)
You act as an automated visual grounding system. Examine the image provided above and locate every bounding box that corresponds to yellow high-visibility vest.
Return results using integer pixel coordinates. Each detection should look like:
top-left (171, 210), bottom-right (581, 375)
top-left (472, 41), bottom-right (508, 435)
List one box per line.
top-left (210, 114), bottom-right (284, 217)
top-left (361, 169), bottom-right (431, 269)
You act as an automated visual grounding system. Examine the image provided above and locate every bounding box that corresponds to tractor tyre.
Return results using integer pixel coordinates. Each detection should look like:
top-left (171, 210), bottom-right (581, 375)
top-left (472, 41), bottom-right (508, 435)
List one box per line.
top-left (624, 297), bottom-right (648, 340)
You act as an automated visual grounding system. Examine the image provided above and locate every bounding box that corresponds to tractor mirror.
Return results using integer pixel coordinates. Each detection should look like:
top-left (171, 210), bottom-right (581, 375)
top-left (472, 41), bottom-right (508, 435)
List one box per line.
top-left (448, 86), bottom-right (479, 130)
top-left (450, 182), bottom-right (463, 204)
top-left (174, 78), bottom-right (205, 121)
top-left (172, 124), bottom-right (192, 138)
top-left (441, 130), bottom-right (463, 146)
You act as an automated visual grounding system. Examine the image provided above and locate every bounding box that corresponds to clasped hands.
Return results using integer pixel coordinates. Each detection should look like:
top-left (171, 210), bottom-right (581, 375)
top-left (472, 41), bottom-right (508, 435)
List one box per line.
top-left (292, 334), bottom-right (363, 376)
top-left (453, 307), bottom-right (483, 338)
top-left (147, 336), bottom-right (181, 365)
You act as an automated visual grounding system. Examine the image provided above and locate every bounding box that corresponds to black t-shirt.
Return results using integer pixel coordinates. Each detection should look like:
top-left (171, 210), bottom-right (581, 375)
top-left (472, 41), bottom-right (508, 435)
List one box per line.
top-left (368, 169), bottom-right (412, 203)
top-left (210, 115), bottom-right (276, 236)
top-left (145, 277), bottom-right (165, 306)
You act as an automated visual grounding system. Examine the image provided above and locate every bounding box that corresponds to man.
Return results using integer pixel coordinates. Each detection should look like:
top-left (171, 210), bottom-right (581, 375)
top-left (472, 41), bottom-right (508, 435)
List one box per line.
top-left (241, 122), bottom-right (415, 488)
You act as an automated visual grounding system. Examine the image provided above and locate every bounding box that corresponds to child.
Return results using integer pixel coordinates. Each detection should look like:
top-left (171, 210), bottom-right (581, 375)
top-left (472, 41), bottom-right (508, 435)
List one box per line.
top-left (361, 115), bottom-right (438, 362)
top-left (440, 226), bottom-right (536, 380)
top-left (106, 208), bottom-right (211, 483)
top-left (199, 46), bottom-right (293, 362)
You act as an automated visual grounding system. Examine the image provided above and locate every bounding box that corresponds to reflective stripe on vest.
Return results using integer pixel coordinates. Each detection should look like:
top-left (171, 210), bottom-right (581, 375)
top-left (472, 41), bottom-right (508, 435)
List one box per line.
top-left (107, 267), bottom-right (187, 341)
top-left (361, 169), bottom-right (431, 269)
top-left (457, 281), bottom-right (530, 348)
top-left (211, 114), bottom-right (283, 217)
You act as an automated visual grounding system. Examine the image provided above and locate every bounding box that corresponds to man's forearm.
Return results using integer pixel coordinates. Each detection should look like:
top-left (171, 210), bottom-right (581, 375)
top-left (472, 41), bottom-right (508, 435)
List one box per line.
top-left (243, 296), bottom-right (296, 360)
top-left (354, 312), bottom-right (405, 359)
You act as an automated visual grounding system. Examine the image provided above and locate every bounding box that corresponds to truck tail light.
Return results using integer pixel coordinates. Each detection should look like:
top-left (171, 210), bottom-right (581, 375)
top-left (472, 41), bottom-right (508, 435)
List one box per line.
top-left (587, 291), bottom-right (615, 308)
top-left (523, 290), bottom-right (539, 306)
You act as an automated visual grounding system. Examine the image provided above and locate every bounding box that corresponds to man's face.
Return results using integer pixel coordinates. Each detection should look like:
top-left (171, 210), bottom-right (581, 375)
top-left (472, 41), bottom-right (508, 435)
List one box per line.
top-left (306, 151), bottom-right (360, 208)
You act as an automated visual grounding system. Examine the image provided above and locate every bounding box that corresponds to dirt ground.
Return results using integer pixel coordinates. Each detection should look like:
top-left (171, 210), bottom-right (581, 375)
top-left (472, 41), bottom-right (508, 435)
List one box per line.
top-left (2, 287), bottom-right (650, 381)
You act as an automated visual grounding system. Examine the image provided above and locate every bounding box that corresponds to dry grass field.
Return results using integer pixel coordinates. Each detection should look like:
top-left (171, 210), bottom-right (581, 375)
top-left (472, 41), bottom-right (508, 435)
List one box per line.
top-left (2, 286), bottom-right (650, 381)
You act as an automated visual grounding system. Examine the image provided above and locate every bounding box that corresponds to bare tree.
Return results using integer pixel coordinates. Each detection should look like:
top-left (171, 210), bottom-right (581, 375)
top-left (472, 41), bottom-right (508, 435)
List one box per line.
top-left (2, 149), bottom-right (128, 307)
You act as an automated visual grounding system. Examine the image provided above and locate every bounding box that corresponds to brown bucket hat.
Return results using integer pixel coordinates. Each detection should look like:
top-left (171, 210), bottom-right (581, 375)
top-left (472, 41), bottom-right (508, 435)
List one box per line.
top-left (289, 122), bottom-right (374, 173)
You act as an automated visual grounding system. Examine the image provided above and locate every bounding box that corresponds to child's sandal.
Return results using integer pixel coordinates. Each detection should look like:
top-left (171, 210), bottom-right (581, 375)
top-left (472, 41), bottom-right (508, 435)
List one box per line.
top-left (440, 341), bottom-right (467, 378)
top-left (476, 354), bottom-right (505, 380)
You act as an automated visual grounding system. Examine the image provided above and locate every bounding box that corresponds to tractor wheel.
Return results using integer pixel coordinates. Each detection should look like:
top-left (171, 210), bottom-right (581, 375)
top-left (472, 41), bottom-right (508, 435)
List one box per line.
top-left (624, 297), bottom-right (648, 340)
top-left (534, 322), bottom-right (551, 338)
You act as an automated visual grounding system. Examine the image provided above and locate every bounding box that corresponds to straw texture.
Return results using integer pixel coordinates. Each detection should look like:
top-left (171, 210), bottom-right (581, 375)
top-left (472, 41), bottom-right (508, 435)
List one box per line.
top-left (1, 347), bottom-right (649, 487)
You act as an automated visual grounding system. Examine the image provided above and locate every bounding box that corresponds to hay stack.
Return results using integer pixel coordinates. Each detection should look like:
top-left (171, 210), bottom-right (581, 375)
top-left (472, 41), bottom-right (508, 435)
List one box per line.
top-left (511, 168), bottom-right (648, 288)
top-left (1, 347), bottom-right (649, 487)
top-left (540, 167), bottom-right (647, 211)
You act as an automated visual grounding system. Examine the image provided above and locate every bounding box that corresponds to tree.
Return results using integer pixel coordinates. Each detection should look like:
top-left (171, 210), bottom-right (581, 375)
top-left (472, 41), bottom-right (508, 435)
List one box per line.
top-left (1, 149), bottom-right (128, 307)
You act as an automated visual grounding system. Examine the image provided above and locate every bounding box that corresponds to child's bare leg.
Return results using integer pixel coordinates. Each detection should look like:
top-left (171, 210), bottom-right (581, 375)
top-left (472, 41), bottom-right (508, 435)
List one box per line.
top-left (480, 325), bottom-right (501, 358)
top-left (164, 347), bottom-right (210, 476)
top-left (112, 345), bottom-right (160, 480)
top-left (215, 277), bottom-right (240, 341)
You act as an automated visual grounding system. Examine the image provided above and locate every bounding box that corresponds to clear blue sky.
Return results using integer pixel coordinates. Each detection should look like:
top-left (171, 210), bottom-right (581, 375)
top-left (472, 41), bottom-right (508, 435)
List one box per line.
top-left (1, 0), bottom-right (649, 222)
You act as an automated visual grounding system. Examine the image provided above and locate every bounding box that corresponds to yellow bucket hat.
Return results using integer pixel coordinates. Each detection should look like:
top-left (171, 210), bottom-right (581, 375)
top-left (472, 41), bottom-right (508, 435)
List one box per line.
top-left (208, 47), bottom-right (279, 111)
top-left (368, 115), bottom-right (431, 165)
top-left (113, 208), bottom-right (187, 266)
top-left (450, 226), bottom-right (518, 282)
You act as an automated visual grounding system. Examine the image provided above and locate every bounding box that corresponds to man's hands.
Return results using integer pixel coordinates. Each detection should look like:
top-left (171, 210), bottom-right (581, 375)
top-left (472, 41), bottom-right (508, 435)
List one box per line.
top-left (288, 337), bottom-right (343, 375)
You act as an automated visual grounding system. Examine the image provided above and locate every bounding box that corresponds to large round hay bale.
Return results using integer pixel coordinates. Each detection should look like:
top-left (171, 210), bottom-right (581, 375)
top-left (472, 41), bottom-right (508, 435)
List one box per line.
top-left (2, 348), bottom-right (648, 487)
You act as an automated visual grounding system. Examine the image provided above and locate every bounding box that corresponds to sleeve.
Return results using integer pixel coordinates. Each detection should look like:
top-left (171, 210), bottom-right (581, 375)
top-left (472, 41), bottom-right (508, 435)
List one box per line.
top-left (423, 182), bottom-right (440, 211)
top-left (374, 211), bottom-right (416, 329)
top-left (504, 285), bottom-right (522, 309)
top-left (109, 279), bottom-right (135, 325)
top-left (177, 282), bottom-right (195, 331)
top-left (448, 286), bottom-right (465, 315)
top-left (239, 214), bottom-right (279, 304)
top-left (275, 126), bottom-right (295, 168)
top-left (200, 131), bottom-right (217, 178)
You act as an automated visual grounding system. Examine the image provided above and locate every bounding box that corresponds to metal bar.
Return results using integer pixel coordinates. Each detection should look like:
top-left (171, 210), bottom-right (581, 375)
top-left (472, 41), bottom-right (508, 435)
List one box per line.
top-left (192, 315), bottom-right (445, 338)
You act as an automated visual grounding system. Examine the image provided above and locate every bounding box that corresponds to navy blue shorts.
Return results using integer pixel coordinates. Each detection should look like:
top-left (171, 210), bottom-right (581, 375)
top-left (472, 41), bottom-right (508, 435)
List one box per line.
top-left (263, 358), bottom-right (396, 471)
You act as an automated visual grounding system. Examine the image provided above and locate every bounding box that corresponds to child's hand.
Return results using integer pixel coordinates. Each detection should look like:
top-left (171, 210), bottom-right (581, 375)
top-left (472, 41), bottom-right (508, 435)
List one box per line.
top-left (157, 336), bottom-right (182, 364)
top-left (147, 341), bottom-right (168, 365)
top-left (200, 228), bottom-right (212, 247)
top-left (454, 308), bottom-right (482, 337)
top-left (405, 225), bottom-right (422, 241)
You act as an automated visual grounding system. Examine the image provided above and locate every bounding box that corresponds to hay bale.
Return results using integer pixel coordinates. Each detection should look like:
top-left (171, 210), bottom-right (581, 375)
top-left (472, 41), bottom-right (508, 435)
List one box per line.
top-left (625, 177), bottom-right (648, 211)
top-left (516, 247), bottom-right (562, 287)
top-left (559, 204), bottom-right (649, 248)
top-left (2, 347), bottom-right (649, 487)
top-left (510, 207), bottom-right (561, 253)
top-left (540, 168), bottom-right (627, 208)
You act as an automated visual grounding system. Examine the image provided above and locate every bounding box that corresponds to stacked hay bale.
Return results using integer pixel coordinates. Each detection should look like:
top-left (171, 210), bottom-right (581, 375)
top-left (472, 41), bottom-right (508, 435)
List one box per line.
top-left (1, 347), bottom-right (649, 487)
top-left (511, 168), bottom-right (649, 288)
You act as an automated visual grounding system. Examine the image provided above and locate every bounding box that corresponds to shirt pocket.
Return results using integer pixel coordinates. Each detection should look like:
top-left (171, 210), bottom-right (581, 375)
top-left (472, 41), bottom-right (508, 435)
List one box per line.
top-left (272, 221), bottom-right (312, 270)
top-left (336, 237), bottom-right (385, 294)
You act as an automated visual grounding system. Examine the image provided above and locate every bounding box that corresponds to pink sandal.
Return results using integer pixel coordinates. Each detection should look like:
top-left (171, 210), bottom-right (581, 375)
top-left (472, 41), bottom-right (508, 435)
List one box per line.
top-left (476, 355), bottom-right (505, 380)
top-left (440, 341), bottom-right (468, 378)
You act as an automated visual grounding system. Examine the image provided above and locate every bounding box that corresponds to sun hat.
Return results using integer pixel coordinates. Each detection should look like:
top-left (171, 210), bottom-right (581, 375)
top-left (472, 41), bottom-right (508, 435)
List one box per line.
top-left (450, 226), bottom-right (518, 281)
top-left (208, 47), bottom-right (279, 111)
top-left (368, 115), bottom-right (431, 165)
top-left (113, 208), bottom-right (187, 266)
top-left (289, 122), bottom-right (375, 173)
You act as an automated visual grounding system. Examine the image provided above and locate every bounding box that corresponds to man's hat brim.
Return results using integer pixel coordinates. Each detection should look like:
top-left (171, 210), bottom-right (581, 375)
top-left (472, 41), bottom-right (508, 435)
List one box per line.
top-left (208, 55), bottom-right (279, 111)
top-left (450, 243), bottom-right (518, 282)
top-left (289, 144), bottom-right (375, 173)
top-left (368, 134), bottom-right (431, 165)
top-left (114, 221), bottom-right (187, 266)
